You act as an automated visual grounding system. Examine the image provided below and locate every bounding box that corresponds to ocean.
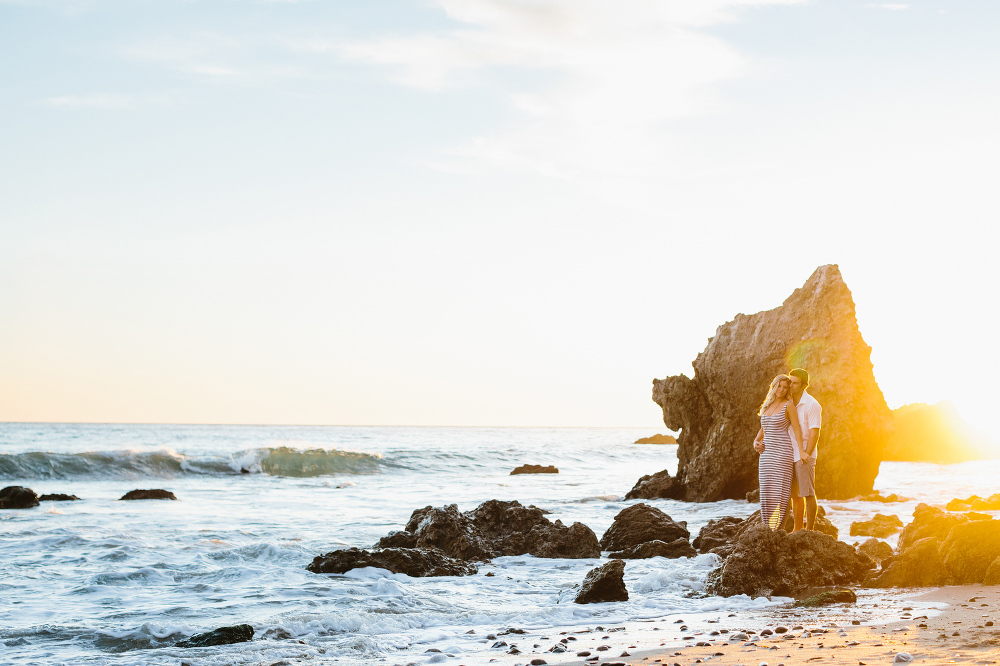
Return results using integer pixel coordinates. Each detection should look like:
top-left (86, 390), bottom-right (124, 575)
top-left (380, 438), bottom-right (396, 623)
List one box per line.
top-left (2, 423), bottom-right (998, 666)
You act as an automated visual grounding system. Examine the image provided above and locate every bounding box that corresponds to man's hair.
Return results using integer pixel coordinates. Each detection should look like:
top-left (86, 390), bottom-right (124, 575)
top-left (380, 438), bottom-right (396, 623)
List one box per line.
top-left (789, 368), bottom-right (810, 387)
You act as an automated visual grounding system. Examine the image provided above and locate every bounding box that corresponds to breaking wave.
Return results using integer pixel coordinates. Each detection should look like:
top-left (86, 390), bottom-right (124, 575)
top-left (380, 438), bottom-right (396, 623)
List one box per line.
top-left (0, 447), bottom-right (384, 480)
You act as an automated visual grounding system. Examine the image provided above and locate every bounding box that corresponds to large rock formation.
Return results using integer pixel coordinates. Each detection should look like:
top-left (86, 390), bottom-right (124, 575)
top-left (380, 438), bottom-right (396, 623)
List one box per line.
top-left (884, 402), bottom-right (994, 462)
top-left (706, 523), bottom-right (873, 598)
top-left (307, 547), bottom-right (477, 577)
top-left (644, 265), bottom-right (892, 501)
top-left (377, 500), bottom-right (600, 561)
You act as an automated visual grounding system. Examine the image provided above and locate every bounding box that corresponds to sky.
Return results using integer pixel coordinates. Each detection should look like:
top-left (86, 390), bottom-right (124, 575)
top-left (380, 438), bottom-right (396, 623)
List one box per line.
top-left (2, 0), bottom-right (999, 431)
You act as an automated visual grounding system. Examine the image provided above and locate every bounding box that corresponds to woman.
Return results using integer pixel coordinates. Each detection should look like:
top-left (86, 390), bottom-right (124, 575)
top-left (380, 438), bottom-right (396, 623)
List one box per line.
top-left (752, 375), bottom-right (806, 530)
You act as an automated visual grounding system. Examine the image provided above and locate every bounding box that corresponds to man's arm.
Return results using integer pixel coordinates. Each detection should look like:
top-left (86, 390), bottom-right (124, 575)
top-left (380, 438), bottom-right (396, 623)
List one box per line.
top-left (805, 427), bottom-right (820, 458)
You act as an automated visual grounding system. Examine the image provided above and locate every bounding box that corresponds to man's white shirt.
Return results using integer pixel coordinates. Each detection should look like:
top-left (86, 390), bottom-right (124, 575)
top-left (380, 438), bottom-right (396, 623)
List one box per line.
top-left (789, 390), bottom-right (822, 462)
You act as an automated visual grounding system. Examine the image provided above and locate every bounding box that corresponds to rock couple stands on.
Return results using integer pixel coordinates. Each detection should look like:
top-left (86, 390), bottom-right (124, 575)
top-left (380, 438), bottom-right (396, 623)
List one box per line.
top-left (632, 264), bottom-right (892, 502)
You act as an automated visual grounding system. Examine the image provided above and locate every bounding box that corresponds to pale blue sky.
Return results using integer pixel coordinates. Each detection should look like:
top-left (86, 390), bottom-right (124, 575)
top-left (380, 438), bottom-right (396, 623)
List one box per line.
top-left (2, 0), bottom-right (999, 430)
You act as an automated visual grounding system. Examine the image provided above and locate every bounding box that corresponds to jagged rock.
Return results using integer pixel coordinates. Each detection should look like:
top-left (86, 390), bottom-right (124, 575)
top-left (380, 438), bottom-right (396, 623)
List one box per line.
top-left (706, 523), bottom-right (873, 597)
top-left (947, 494), bottom-right (1000, 512)
top-left (575, 559), bottom-right (628, 603)
top-left (754, 505), bottom-right (839, 540)
top-left (850, 514), bottom-right (904, 538)
top-left (176, 624), bottom-right (254, 648)
top-left (609, 538), bottom-right (696, 559)
top-left (646, 265), bottom-right (892, 501)
top-left (306, 547), bottom-right (477, 577)
top-left (510, 465), bottom-right (559, 475)
top-left (794, 589), bottom-right (857, 607)
top-left (693, 516), bottom-right (745, 554)
top-left (634, 434), bottom-right (677, 444)
top-left (37, 494), bottom-right (80, 502)
top-left (0, 486), bottom-right (39, 509)
top-left (377, 500), bottom-right (600, 561)
top-left (625, 470), bottom-right (680, 500)
top-left (599, 503), bottom-right (689, 552)
top-left (857, 538), bottom-right (894, 564)
top-left (866, 504), bottom-right (998, 587)
top-left (120, 489), bottom-right (177, 501)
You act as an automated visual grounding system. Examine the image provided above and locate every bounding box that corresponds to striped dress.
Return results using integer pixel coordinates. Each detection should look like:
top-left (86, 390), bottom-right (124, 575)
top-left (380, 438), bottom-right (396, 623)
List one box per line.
top-left (759, 401), bottom-right (794, 530)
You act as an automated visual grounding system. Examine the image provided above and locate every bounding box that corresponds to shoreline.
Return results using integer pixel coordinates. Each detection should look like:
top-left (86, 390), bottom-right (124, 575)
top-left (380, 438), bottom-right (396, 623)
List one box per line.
top-left (483, 586), bottom-right (1000, 666)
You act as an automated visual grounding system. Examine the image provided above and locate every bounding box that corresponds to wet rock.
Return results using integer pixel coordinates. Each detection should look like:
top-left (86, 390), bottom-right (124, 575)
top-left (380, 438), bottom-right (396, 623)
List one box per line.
top-left (119, 489), bottom-right (177, 501)
top-left (946, 494), bottom-right (1000, 512)
top-left (377, 499), bottom-right (600, 561)
top-left (850, 514), bottom-right (904, 538)
top-left (510, 465), bottom-right (559, 475)
top-left (176, 624), bottom-right (254, 648)
top-left (693, 517), bottom-right (745, 554)
top-left (609, 538), bottom-right (696, 559)
top-left (37, 493), bottom-right (80, 502)
top-left (575, 559), bottom-right (628, 603)
top-left (643, 265), bottom-right (892, 501)
top-left (705, 523), bottom-right (873, 598)
top-left (793, 589), bottom-right (858, 607)
top-left (634, 434), bottom-right (677, 445)
top-left (306, 547), bottom-right (477, 577)
top-left (0, 486), bottom-right (40, 509)
top-left (599, 503), bottom-right (690, 552)
top-left (857, 538), bottom-right (893, 564)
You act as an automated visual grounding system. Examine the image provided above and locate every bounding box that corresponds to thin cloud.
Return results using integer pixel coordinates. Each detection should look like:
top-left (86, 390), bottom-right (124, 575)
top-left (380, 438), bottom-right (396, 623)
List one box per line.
top-left (869, 3), bottom-right (910, 9)
top-left (39, 92), bottom-right (177, 109)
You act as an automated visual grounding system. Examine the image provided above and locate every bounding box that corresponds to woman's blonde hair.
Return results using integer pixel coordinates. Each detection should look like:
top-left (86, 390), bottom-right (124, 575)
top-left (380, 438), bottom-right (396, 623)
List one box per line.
top-left (758, 374), bottom-right (790, 416)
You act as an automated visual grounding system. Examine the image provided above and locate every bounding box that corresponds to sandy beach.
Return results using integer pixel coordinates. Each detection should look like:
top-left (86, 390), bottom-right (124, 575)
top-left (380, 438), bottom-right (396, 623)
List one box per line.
top-left (490, 586), bottom-right (1000, 666)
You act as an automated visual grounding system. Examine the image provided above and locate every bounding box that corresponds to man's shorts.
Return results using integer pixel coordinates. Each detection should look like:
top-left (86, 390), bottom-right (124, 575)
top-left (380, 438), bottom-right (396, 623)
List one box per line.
top-left (791, 457), bottom-right (816, 498)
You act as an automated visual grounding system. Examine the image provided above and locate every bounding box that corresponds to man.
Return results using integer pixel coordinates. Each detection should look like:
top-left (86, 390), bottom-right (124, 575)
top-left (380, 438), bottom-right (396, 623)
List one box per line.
top-left (788, 368), bottom-right (822, 531)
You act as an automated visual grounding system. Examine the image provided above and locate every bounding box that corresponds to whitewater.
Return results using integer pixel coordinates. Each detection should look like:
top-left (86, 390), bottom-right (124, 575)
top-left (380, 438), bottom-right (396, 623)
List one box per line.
top-left (2, 423), bottom-right (999, 666)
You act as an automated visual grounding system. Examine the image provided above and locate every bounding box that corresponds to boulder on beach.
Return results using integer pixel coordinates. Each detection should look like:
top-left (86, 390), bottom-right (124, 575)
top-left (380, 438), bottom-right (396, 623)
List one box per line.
top-left (120, 489), bottom-right (177, 501)
top-left (307, 547), bottom-right (477, 577)
top-left (510, 465), bottom-right (559, 475)
top-left (850, 514), bottom-right (904, 538)
top-left (857, 538), bottom-right (894, 565)
top-left (706, 522), bottom-right (873, 598)
top-left (176, 624), bottom-right (254, 648)
top-left (633, 434), bottom-right (677, 445)
top-left (574, 559), bottom-right (628, 604)
top-left (609, 538), bottom-right (696, 559)
top-left (866, 504), bottom-right (1000, 588)
top-left (38, 493), bottom-right (81, 502)
top-left (0, 486), bottom-right (40, 509)
top-left (377, 499), bottom-right (600, 561)
top-left (794, 589), bottom-right (858, 607)
top-left (599, 503), bottom-right (690, 552)
top-left (639, 265), bottom-right (892, 502)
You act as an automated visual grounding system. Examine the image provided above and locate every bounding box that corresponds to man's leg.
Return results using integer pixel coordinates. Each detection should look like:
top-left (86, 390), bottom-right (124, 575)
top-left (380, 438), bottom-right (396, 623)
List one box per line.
top-left (792, 496), bottom-right (805, 532)
top-left (805, 495), bottom-right (818, 530)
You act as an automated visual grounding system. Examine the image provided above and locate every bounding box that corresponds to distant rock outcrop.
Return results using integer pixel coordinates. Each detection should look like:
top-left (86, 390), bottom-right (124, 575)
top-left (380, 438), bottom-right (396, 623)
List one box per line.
top-left (947, 494), bottom-right (1000, 512)
top-left (377, 500), bottom-right (600, 561)
top-left (120, 489), bottom-right (177, 501)
top-left (307, 547), bottom-right (477, 577)
top-left (510, 465), bottom-right (559, 475)
top-left (0, 486), bottom-right (39, 509)
top-left (38, 493), bottom-right (80, 502)
top-left (575, 560), bottom-right (628, 603)
top-left (634, 434), bottom-right (677, 445)
top-left (884, 402), bottom-right (995, 463)
top-left (643, 265), bottom-right (892, 501)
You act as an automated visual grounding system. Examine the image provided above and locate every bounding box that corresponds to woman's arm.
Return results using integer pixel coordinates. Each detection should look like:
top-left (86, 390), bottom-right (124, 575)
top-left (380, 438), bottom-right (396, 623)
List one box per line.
top-left (753, 426), bottom-right (764, 453)
top-left (786, 402), bottom-right (806, 458)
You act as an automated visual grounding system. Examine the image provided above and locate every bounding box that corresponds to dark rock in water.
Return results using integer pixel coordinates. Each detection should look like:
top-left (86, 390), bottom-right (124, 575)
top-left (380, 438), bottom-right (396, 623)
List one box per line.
top-left (644, 265), bottom-right (892, 501)
top-left (599, 503), bottom-right (690, 552)
top-left (0, 486), bottom-right (40, 509)
top-left (693, 516), bottom-right (745, 554)
top-left (794, 589), bottom-right (858, 607)
top-left (609, 538), bottom-right (696, 559)
top-left (120, 489), bottom-right (177, 501)
top-left (634, 434), bottom-right (677, 445)
top-left (857, 538), bottom-right (893, 564)
top-left (625, 470), bottom-right (680, 501)
top-left (38, 494), bottom-right (80, 502)
top-left (510, 465), bottom-right (559, 475)
top-left (850, 514), bottom-right (904, 538)
top-left (575, 559), bottom-right (628, 603)
top-left (377, 499), bottom-right (600, 561)
top-left (866, 504), bottom-right (999, 588)
top-left (706, 523), bottom-right (873, 598)
top-left (306, 547), bottom-right (477, 577)
top-left (176, 624), bottom-right (254, 648)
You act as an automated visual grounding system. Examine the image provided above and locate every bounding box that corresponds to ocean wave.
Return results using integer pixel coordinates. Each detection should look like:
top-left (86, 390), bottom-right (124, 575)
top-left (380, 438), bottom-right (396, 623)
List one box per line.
top-left (0, 447), bottom-right (384, 480)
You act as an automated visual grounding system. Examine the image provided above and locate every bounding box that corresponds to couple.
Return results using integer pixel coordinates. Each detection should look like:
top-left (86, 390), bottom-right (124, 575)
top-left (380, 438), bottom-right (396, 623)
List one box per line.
top-left (753, 368), bottom-right (822, 532)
